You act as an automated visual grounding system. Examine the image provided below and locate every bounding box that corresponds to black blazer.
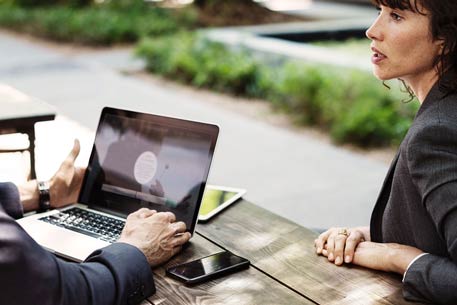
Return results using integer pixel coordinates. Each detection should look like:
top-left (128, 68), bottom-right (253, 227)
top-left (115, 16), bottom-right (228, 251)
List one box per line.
top-left (370, 80), bottom-right (457, 304)
top-left (0, 182), bottom-right (155, 305)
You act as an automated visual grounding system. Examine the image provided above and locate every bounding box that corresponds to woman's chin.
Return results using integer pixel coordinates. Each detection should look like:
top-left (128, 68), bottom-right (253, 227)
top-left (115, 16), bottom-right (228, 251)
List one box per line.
top-left (372, 69), bottom-right (393, 81)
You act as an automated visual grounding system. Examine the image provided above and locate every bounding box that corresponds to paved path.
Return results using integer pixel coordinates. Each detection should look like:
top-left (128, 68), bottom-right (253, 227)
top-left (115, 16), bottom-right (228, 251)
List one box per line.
top-left (0, 31), bottom-right (390, 229)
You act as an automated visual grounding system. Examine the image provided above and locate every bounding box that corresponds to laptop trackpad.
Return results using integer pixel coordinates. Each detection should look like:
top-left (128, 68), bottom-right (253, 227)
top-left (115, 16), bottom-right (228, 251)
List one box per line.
top-left (20, 219), bottom-right (110, 262)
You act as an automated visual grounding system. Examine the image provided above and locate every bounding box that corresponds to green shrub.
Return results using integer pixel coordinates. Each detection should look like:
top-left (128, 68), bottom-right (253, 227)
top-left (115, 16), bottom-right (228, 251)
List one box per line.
top-left (136, 33), bottom-right (194, 76)
top-left (331, 94), bottom-right (405, 146)
top-left (270, 63), bottom-right (325, 125)
top-left (136, 33), bottom-right (262, 96)
top-left (268, 64), bottom-right (417, 146)
top-left (327, 72), bottom-right (416, 146)
top-left (193, 41), bottom-right (260, 95)
top-left (135, 32), bottom-right (417, 147)
top-left (10, 0), bottom-right (91, 7)
top-left (0, 3), bottom-right (192, 45)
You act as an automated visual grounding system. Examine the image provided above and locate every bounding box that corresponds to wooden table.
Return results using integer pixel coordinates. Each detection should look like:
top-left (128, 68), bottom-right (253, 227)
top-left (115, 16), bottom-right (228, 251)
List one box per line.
top-left (0, 85), bottom-right (56, 179)
top-left (143, 200), bottom-right (425, 305)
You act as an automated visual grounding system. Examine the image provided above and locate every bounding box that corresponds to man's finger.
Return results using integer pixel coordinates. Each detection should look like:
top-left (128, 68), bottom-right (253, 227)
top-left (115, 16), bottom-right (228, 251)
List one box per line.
top-left (65, 139), bottom-right (81, 163)
top-left (171, 245), bottom-right (183, 257)
top-left (139, 209), bottom-right (157, 219)
top-left (164, 212), bottom-right (176, 223)
top-left (171, 221), bottom-right (187, 234)
top-left (131, 208), bottom-right (153, 219)
top-left (171, 232), bottom-right (191, 248)
top-left (76, 167), bottom-right (86, 177)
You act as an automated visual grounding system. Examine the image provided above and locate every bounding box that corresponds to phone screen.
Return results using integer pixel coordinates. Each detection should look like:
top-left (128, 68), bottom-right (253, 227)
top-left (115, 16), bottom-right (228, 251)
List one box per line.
top-left (166, 251), bottom-right (249, 284)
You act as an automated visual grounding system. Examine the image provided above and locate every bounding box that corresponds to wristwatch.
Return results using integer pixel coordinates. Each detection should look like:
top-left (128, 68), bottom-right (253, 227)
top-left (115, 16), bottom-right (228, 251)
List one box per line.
top-left (37, 181), bottom-right (51, 212)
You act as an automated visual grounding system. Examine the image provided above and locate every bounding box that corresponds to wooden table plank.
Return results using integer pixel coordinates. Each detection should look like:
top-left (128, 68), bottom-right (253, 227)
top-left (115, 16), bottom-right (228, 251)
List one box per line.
top-left (0, 85), bottom-right (55, 122)
top-left (149, 234), bottom-right (314, 305)
top-left (0, 84), bottom-right (56, 178)
top-left (196, 200), bottom-right (425, 305)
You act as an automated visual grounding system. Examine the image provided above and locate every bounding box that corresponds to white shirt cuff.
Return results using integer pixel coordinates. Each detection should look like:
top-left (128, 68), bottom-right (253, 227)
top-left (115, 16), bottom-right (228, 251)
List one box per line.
top-left (402, 253), bottom-right (429, 282)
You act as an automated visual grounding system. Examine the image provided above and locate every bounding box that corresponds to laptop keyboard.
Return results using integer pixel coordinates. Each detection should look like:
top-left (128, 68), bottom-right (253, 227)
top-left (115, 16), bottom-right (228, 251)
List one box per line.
top-left (39, 207), bottom-right (125, 243)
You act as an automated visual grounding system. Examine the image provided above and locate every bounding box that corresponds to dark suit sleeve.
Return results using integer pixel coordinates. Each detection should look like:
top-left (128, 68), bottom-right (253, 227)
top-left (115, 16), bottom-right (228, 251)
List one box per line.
top-left (0, 182), bottom-right (23, 219)
top-left (0, 185), bottom-right (156, 305)
top-left (404, 121), bottom-right (457, 304)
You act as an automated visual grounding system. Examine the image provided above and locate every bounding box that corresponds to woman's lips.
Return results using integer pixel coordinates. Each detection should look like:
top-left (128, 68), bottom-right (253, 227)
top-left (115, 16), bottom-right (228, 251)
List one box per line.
top-left (371, 47), bottom-right (387, 64)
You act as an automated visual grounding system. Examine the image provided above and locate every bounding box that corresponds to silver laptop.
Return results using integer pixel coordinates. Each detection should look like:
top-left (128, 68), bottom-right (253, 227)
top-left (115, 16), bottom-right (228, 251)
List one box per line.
top-left (18, 107), bottom-right (219, 262)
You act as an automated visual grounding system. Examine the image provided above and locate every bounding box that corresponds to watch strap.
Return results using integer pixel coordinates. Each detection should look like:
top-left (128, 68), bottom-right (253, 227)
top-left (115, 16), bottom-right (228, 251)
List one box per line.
top-left (37, 181), bottom-right (51, 212)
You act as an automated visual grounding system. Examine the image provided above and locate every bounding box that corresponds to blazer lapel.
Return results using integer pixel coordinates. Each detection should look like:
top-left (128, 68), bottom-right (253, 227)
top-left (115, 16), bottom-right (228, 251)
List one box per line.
top-left (370, 150), bottom-right (400, 242)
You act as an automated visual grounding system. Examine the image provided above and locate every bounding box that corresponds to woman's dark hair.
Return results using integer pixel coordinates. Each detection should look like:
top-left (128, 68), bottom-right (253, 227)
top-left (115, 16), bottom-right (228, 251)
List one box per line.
top-left (371, 0), bottom-right (457, 95)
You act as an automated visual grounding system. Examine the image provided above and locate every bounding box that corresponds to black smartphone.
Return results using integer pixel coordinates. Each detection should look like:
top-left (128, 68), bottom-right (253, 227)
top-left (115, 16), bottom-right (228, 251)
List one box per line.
top-left (166, 251), bottom-right (250, 285)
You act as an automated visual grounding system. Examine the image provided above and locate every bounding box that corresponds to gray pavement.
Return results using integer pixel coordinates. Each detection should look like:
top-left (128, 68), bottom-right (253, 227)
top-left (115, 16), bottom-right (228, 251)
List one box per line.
top-left (0, 31), bottom-right (390, 229)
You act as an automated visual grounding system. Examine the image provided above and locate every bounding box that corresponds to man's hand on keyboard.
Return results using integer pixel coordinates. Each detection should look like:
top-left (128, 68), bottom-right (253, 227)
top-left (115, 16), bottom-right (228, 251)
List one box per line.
top-left (118, 208), bottom-right (191, 267)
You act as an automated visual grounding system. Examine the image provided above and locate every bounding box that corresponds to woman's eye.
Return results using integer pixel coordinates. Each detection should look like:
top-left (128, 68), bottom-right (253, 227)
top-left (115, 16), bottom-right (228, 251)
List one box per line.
top-left (390, 12), bottom-right (402, 21)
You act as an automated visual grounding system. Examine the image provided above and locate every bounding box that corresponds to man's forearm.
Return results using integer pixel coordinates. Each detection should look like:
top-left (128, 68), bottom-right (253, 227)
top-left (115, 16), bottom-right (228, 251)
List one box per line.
top-left (17, 180), bottom-right (39, 212)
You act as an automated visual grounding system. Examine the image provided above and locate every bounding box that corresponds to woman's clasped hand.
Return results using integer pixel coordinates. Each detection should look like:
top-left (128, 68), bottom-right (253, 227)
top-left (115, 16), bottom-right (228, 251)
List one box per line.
top-left (314, 226), bottom-right (369, 265)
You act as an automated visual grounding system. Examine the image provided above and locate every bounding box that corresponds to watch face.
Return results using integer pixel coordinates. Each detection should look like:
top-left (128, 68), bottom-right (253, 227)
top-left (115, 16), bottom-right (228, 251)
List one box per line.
top-left (38, 181), bottom-right (49, 191)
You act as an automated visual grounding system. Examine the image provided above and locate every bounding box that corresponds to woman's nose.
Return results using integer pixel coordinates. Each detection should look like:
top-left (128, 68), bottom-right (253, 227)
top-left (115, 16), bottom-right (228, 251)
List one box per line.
top-left (366, 17), bottom-right (382, 41)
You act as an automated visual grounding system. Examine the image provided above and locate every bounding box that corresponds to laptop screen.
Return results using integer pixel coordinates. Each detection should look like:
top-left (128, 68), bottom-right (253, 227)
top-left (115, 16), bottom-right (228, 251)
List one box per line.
top-left (79, 107), bottom-right (219, 233)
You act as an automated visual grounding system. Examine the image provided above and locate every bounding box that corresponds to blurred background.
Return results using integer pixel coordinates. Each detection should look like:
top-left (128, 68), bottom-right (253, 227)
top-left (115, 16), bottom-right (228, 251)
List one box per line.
top-left (0, 0), bottom-right (417, 229)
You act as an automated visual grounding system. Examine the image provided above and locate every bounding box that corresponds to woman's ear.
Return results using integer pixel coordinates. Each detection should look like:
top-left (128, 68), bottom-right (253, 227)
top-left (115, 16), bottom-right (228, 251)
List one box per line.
top-left (436, 38), bottom-right (446, 54)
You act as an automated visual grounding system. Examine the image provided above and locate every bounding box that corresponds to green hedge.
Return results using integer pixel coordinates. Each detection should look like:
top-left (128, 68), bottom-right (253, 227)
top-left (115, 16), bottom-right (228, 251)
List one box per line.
top-left (0, 3), bottom-right (196, 45)
top-left (136, 33), bottom-right (418, 147)
top-left (136, 33), bottom-right (262, 96)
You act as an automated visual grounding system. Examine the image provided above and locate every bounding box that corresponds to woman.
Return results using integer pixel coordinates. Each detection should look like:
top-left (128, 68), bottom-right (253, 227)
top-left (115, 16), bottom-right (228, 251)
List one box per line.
top-left (314, 0), bottom-right (457, 304)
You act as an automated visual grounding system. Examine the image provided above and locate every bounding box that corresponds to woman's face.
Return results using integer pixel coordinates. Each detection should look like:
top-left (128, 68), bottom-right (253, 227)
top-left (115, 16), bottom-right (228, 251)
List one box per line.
top-left (366, 4), bottom-right (442, 85)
